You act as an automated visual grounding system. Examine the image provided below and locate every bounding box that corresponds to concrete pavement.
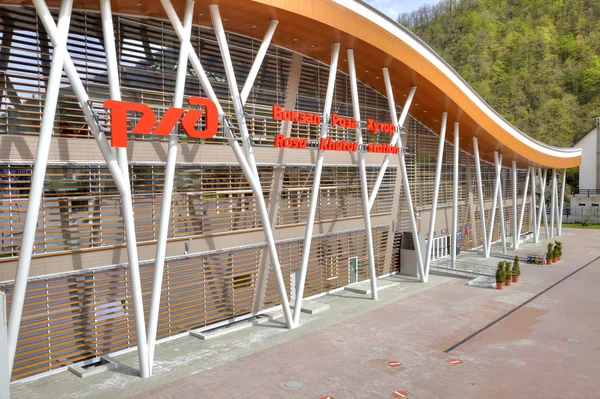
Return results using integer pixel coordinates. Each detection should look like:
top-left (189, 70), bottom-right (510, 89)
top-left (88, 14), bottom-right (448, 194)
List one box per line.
top-left (11, 228), bottom-right (600, 398)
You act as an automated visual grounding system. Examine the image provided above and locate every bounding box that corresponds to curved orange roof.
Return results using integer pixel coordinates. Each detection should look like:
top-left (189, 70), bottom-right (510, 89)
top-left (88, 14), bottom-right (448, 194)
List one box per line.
top-left (2, 0), bottom-right (581, 168)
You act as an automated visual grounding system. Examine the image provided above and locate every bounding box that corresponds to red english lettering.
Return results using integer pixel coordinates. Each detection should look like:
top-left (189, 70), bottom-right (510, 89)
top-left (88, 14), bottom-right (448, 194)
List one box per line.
top-left (272, 105), bottom-right (283, 120)
top-left (274, 133), bottom-right (285, 147)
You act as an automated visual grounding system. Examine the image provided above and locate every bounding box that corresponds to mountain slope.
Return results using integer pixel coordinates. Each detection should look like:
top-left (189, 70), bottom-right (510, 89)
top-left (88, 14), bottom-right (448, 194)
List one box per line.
top-left (398, 0), bottom-right (600, 147)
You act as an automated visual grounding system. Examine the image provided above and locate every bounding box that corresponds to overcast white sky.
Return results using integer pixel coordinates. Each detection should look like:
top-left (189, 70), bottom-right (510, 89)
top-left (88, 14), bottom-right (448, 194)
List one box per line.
top-left (364, 0), bottom-right (439, 19)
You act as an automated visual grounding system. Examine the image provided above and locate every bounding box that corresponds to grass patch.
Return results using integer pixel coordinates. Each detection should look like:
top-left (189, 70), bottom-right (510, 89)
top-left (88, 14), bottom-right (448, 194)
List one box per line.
top-left (562, 223), bottom-right (600, 229)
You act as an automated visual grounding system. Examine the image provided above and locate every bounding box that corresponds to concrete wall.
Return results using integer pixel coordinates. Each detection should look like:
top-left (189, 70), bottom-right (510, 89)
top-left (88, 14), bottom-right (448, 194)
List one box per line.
top-left (575, 127), bottom-right (597, 190)
top-left (565, 195), bottom-right (600, 224)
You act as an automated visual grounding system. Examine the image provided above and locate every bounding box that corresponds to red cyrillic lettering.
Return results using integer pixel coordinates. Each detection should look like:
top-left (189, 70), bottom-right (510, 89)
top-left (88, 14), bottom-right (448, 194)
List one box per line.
top-left (104, 100), bottom-right (157, 148)
top-left (184, 97), bottom-right (219, 139)
top-left (153, 107), bottom-right (185, 136)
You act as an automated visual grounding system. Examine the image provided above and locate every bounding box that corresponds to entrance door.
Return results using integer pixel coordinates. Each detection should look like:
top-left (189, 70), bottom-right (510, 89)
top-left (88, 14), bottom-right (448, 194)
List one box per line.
top-left (349, 257), bottom-right (358, 283)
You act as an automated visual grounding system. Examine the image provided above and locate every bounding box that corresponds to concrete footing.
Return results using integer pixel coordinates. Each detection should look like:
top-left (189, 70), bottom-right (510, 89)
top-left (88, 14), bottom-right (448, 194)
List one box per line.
top-left (344, 279), bottom-right (402, 295)
top-left (291, 301), bottom-right (330, 315)
top-left (68, 356), bottom-right (118, 378)
top-left (190, 312), bottom-right (283, 340)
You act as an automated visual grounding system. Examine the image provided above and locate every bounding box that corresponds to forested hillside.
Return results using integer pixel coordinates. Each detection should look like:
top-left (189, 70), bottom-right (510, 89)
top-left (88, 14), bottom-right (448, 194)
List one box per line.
top-left (398, 0), bottom-right (600, 147)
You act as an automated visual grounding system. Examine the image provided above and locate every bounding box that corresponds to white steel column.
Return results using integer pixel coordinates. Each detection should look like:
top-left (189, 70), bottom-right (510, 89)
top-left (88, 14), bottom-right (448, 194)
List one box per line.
top-left (147, 0), bottom-right (194, 375)
top-left (486, 152), bottom-right (502, 257)
top-left (161, 0), bottom-right (219, 112)
top-left (209, 5), bottom-right (294, 329)
top-left (1, 292), bottom-right (9, 398)
top-left (240, 20), bottom-right (278, 104)
top-left (497, 165), bottom-right (507, 255)
top-left (99, 0), bottom-right (149, 377)
top-left (536, 169), bottom-right (549, 239)
top-left (347, 49), bottom-right (378, 299)
top-left (367, 71), bottom-right (416, 211)
top-left (381, 73), bottom-right (424, 281)
top-left (292, 43), bottom-right (340, 326)
top-left (554, 176), bottom-right (560, 236)
top-left (424, 113), bottom-right (447, 278)
top-left (7, 0), bottom-right (73, 375)
top-left (558, 169), bottom-right (566, 235)
top-left (512, 160), bottom-right (518, 249)
top-left (161, 0), bottom-right (293, 329)
top-left (29, 0), bottom-right (150, 377)
top-left (516, 166), bottom-right (531, 249)
top-left (550, 169), bottom-right (557, 238)
top-left (101, 0), bottom-right (130, 184)
top-left (531, 168), bottom-right (538, 243)
top-left (472, 136), bottom-right (488, 257)
top-left (451, 122), bottom-right (459, 268)
top-left (210, 5), bottom-right (260, 176)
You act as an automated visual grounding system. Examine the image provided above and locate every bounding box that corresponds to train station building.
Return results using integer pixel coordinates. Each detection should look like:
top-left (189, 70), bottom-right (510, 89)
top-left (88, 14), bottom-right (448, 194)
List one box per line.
top-left (0, 0), bottom-right (581, 382)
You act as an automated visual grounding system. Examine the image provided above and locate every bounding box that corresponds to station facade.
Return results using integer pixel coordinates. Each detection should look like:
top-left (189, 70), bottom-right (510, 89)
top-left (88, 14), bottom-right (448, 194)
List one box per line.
top-left (0, 0), bottom-right (581, 381)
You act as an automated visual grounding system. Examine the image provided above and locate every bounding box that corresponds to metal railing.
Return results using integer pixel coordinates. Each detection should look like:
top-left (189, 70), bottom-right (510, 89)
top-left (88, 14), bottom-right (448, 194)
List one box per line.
top-left (573, 188), bottom-right (600, 197)
top-left (429, 258), bottom-right (496, 279)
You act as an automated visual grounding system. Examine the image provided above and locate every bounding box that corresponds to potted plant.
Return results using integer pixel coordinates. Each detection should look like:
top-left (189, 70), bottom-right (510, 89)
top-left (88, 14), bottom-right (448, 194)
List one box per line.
top-left (505, 261), bottom-right (512, 286)
top-left (547, 243), bottom-right (554, 264)
top-left (496, 262), bottom-right (505, 290)
top-left (512, 256), bottom-right (520, 283)
top-left (555, 241), bottom-right (562, 261)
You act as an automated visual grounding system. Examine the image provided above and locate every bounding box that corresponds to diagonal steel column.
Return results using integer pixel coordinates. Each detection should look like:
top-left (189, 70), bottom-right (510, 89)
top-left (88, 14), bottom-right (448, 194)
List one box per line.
top-left (254, 53), bottom-right (303, 313)
top-left (531, 167), bottom-right (538, 243)
top-left (347, 49), bottom-right (378, 299)
top-left (512, 160), bottom-right (518, 249)
top-left (31, 0), bottom-right (150, 377)
top-left (536, 169), bottom-right (549, 239)
top-left (381, 73), bottom-right (425, 281)
top-left (558, 169), bottom-right (566, 235)
top-left (163, 0), bottom-right (294, 328)
top-left (555, 170), bottom-right (560, 236)
top-left (451, 122), bottom-right (459, 268)
top-left (7, 0), bottom-right (73, 376)
top-left (423, 113), bottom-right (447, 278)
top-left (240, 20), bottom-right (278, 105)
top-left (497, 160), bottom-right (507, 255)
top-left (210, 5), bottom-right (261, 177)
top-left (100, 0), bottom-right (150, 377)
top-left (516, 166), bottom-right (531, 248)
top-left (146, 0), bottom-right (194, 375)
top-left (472, 136), bottom-right (488, 257)
top-left (550, 169), bottom-right (557, 238)
top-left (209, 5), bottom-right (294, 329)
top-left (367, 71), bottom-right (416, 212)
top-left (486, 151), bottom-right (502, 257)
top-left (465, 156), bottom-right (479, 249)
top-left (0, 292), bottom-right (8, 397)
top-left (101, 0), bottom-right (130, 185)
top-left (292, 43), bottom-right (340, 326)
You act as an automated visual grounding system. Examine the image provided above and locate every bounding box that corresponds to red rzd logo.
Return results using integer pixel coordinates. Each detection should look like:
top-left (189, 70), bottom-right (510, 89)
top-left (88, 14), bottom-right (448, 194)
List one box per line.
top-left (104, 96), bottom-right (219, 147)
